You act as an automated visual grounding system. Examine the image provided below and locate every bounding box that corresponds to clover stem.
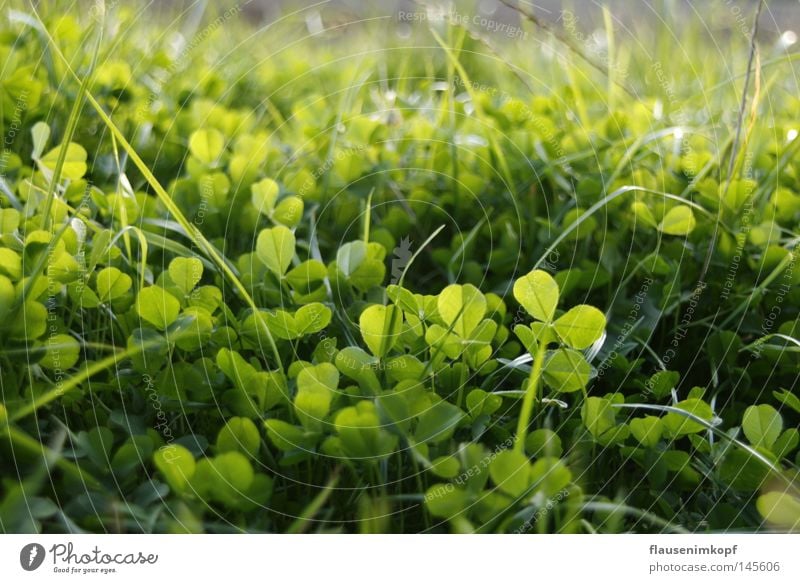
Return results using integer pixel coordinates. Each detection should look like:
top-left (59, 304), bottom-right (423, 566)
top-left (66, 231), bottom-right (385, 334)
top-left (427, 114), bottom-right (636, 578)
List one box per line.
top-left (513, 328), bottom-right (552, 454)
top-left (456, 363), bottom-right (467, 408)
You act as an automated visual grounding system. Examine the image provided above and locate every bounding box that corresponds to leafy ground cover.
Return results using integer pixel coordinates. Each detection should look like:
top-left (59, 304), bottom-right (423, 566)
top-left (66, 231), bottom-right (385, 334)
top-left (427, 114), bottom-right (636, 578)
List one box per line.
top-left (0, 1), bottom-right (799, 533)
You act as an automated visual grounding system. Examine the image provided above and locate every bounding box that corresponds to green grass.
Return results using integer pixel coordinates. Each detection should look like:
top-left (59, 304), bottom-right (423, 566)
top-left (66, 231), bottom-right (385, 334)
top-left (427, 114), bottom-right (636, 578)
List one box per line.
top-left (0, 0), bottom-right (798, 533)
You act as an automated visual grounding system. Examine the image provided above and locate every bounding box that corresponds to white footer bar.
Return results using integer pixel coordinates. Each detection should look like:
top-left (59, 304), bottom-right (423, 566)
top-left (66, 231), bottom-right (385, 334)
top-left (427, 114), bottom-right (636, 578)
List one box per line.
top-left (1, 534), bottom-right (797, 582)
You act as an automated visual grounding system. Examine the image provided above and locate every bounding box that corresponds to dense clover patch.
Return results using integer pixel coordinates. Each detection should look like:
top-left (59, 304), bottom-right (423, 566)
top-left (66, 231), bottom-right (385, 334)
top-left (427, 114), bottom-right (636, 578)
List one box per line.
top-left (0, 5), bottom-right (798, 535)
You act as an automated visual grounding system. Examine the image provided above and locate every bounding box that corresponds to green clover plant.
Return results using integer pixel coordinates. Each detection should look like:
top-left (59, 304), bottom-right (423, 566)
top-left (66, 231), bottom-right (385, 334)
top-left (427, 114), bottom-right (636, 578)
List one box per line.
top-left (512, 269), bottom-right (606, 452)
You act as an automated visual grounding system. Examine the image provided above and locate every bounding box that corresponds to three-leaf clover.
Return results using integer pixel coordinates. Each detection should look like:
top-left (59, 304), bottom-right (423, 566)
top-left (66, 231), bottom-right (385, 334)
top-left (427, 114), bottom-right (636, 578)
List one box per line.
top-left (511, 269), bottom-right (607, 451)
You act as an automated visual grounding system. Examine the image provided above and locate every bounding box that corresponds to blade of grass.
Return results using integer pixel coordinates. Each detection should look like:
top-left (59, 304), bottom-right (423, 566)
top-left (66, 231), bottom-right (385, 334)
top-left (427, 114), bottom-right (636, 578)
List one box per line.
top-left (532, 185), bottom-right (733, 271)
top-left (38, 14), bottom-right (101, 231)
top-left (0, 424), bottom-right (101, 488)
top-left (397, 224), bottom-right (446, 288)
top-left (497, 0), bottom-right (635, 99)
top-left (613, 402), bottom-right (790, 486)
top-left (740, 333), bottom-right (800, 354)
top-left (580, 501), bottom-right (690, 534)
top-left (697, 0), bottom-right (765, 284)
top-left (29, 5), bottom-right (283, 371)
top-left (7, 331), bottom-right (182, 422)
top-left (429, 28), bottom-right (516, 200)
top-left (286, 470), bottom-right (340, 534)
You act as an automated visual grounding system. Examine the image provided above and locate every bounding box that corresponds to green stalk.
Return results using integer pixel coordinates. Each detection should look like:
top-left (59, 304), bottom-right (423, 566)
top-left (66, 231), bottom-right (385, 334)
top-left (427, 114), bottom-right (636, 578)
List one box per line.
top-left (429, 29), bottom-right (515, 196)
top-left (0, 424), bottom-right (101, 488)
top-left (286, 470), bottom-right (340, 534)
top-left (456, 363), bottom-right (467, 409)
top-left (39, 18), bottom-right (101, 230)
top-left (29, 6), bottom-right (283, 371)
top-left (9, 335), bottom-right (171, 422)
top-left (513, 328), bottom-right (552, 453)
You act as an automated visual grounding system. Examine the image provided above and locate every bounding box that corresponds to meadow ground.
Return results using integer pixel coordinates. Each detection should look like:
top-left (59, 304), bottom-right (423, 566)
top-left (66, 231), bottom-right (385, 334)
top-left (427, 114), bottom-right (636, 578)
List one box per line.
top-left (0, 0), bottom-right (798, 533)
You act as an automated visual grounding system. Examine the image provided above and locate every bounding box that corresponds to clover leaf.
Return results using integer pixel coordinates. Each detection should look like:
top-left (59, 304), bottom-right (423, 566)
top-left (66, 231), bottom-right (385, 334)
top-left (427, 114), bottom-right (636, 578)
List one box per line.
top-left (38, 142), bottom-right (88, 180)
top-left (359, 304), bottom-right (403, 358)
top-left (552, 305), bottom-right (606, 350)
top-left (136, 286), bottom-right (181, 330)
top-left (438, 284), bottom-right (486, 338)
top-left (742, 404), bottom-right (782, 450)
top-left (334, 401), bottom-right (397, 461)
top-left (542, 348), bottom-right (591, 393)
top-left (216, 417), bottom-right (261, 457)
top-left (294, 363), bottom-right (339, 430)
top-left (188, 128), bottom-right (225, 165)
top-left (168, 257), bottom-right (203, 296)
top-left (489, 449), bottom-right (531, 497)
top-left (256, 225), bottom-right (295, 278)
top-left (154, 445), bottom-right (196, 495)
top-left (658, 205), bottom-right (696, 236)
top-left (251, 178), bottom-right (280, 216)
top-left (513, 269), bottom-right (559, 322)
top-left (95, 266), bottom-right (132, 302)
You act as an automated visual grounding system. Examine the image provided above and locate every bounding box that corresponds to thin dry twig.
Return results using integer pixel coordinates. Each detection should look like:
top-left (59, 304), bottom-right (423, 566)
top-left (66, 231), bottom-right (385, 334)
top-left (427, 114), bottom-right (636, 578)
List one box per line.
top-left (497, 0), bottom-right (636, 98)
